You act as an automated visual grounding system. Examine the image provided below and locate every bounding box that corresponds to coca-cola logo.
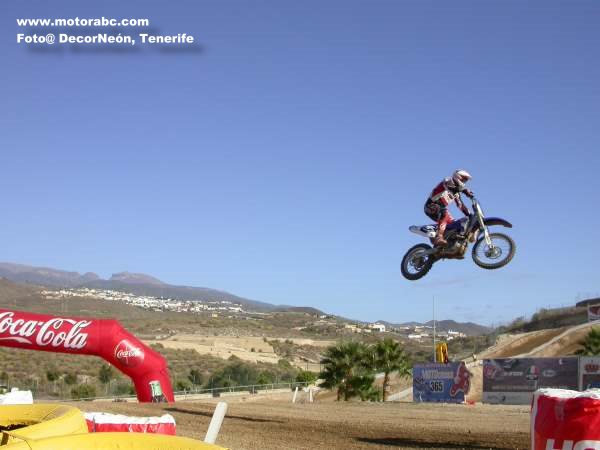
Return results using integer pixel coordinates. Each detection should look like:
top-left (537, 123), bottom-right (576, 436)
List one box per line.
top-left (114, 339), bottom-right (144, 367)
top-left (0, 311), bottom-right (91, 350)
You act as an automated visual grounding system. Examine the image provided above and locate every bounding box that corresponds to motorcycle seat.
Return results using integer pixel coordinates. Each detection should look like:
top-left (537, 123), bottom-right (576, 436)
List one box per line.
top-left (409, 225), bottom-right (437, 238)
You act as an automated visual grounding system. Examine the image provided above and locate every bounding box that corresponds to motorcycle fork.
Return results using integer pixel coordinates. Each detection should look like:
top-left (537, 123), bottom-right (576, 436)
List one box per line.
top-left (476, 206), bottom-right (494, 248)
top-left (481, 223), bottom-right (493, 247)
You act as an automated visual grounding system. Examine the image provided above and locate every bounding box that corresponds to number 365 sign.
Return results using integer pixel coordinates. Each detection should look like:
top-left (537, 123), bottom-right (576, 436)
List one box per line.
top-left (413, 362), bottom-right (472, 403)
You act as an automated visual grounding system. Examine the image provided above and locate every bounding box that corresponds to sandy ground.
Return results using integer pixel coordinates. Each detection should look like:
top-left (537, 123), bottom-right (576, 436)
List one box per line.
top-left (267, 338), bottom-right (336, 347)
top-left (524, 324), bottom-right (595, 357)
top-left (146, 335), bottom-right (280, 364)
top-left (76, 397), bottom-right (530, 450)
top-left (145, 334), bottom-right (332, 371)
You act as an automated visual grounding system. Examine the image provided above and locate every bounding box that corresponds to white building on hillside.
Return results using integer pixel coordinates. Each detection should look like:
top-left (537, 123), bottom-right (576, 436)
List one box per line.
top-left (369, 323), bottom-right (386, 332)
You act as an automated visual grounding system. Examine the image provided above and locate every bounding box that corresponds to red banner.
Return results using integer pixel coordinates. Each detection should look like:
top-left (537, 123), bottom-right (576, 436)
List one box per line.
top-left (532, 389), bottom-right (600, 450)
top-left (0, 309), bottom-right (174, 402)
top-left (85, 413), bottom-right (176, 435)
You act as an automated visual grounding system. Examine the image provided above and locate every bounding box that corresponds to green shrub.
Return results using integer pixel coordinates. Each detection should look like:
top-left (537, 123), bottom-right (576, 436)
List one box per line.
top-left (296, 370), bottom-right (317, 384)
top-left (113, 381), bottom-right (134, 396)
top-left (63, 373), bottom-right (78, 385)
top-left (98, 365), bottom-right (113, 384)
top-left (71, 384), bottom-right (96, 400)
top-left (175, 379), bottom-right (192, 391)
top-left (46, 368), bottom-right (60, 382)
top-left (188, 369), bottom-right (203, 386)
top-left (256, 371), bottom-right (274, 385)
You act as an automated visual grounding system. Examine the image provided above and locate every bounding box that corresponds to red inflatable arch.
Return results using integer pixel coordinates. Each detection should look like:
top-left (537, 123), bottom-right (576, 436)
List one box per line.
top-left (0, 309), bottom-right (174, 402)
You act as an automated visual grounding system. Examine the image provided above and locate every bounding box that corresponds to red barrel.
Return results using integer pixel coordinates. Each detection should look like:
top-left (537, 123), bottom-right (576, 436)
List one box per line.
top-left (532, 388), bottom-right (600, 450)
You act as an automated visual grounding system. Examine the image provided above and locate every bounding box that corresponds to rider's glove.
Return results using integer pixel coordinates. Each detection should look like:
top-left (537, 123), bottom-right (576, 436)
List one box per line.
top-left (464, 189), bottom-right (474, 199)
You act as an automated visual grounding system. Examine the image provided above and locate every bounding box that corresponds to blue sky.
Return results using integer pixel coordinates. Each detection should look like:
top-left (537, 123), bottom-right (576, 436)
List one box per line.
top-left (1, 0), bottom-right (599, 326)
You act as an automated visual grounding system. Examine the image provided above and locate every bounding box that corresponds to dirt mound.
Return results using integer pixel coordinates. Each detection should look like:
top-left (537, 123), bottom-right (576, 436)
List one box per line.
top-left (479, 328), bottom-right (567, 359)
top-left (522, 325), bottom-right (594, 357)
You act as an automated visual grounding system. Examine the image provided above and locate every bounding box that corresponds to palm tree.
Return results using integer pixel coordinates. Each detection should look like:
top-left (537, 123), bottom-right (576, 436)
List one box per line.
top-left (347, 373), bottom-right (380, 401)
top-left (370, 338), bottom-right (411, 401)
top-left (576, 327), bottom-right (600, 356)
top-left (320, 341), bottom-right (370, 401)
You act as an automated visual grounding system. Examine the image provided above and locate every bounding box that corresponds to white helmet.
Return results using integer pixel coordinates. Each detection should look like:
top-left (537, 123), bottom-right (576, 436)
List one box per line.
top-left (452, 169), bottom-right (471, 191)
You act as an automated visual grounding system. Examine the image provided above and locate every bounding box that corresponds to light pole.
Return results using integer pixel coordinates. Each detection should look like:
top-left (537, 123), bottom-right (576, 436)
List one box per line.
top-left (432, 296), bottom-right (436, 363)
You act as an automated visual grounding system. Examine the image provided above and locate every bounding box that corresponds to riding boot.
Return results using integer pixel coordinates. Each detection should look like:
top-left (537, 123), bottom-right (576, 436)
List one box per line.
top-left (434, 221), bottom-right (448, 247)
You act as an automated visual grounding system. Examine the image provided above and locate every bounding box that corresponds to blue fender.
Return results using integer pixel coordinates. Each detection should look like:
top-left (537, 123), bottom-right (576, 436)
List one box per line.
top-left (483, 217), bottom-right (512, 228)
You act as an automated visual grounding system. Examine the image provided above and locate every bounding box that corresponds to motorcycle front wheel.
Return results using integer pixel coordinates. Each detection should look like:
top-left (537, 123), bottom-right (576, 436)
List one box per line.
top-left (472, 232), bottom-right (516, 269)
top-left (401, 243), bottom-right (434, 280)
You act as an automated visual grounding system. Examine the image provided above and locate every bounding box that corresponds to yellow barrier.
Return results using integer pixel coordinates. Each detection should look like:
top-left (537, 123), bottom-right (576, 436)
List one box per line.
top-left (0, 404), bottom-right (88, 445)
top-left (0, 404), bottom-right (227, 450)
top-left (2, 432), bottom-right (226, 449)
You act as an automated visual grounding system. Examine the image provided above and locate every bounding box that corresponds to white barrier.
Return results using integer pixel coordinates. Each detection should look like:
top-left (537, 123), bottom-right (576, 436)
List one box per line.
top-left (204, 401), bottom-right (227, 445)
top-left (0, 388), bottom-right (33, 405)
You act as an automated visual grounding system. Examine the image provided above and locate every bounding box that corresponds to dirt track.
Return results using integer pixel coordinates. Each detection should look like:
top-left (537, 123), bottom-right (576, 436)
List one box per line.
top-left (77, 397), bottom-right (530, 450)
top-left (479, 329), bottom-right (567, 358)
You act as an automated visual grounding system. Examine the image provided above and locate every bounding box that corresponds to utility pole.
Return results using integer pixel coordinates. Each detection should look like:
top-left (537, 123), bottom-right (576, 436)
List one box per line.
top-left (432, 296), bottom-right (436, 363)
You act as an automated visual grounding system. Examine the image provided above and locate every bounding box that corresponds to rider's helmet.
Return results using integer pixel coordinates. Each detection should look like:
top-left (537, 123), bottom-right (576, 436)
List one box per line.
top-left (451, 169), bottom-right (471, 191)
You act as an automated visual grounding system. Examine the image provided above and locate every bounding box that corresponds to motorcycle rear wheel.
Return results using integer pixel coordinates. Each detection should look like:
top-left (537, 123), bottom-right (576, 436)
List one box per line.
top-left (472, 232), bottom-right (515, 269)
top-left (401, 243), bottom-right (435, 280)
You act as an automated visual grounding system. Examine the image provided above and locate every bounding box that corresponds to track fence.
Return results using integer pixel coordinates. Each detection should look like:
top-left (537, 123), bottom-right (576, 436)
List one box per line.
top-left (40, 381), bottom-right (310, 402)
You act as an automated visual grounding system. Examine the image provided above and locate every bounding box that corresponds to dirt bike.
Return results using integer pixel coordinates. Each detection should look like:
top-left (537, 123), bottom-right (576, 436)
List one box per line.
top-left (401, 197), bottom-right (516, 280)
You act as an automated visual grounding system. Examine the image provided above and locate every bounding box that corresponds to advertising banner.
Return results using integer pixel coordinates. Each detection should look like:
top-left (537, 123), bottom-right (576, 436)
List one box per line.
top-left (413, 362), bottom-right (471, 403)
top-left (483, 358), bottom-right (579, 405)
top-left (579, 357), bottom-right (600, 390)
top-left (588, 304), bottom-right (600, 322)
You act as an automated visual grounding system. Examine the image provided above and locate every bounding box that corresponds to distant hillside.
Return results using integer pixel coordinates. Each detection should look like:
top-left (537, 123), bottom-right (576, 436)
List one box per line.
top-left (386, 319), bottom-right (491, 336)
top-left (0, 262), bottom-right (278, 312)
top-left (425, 320), bottom-right (491, 336)
top-left (396, 321), bottom-right (421, 327)
top-left (274, 306), bottom-right (325, 316)
top-left (0, 262), bottom-right (99, 287)
top-left (502, 306), bottom-right (588, 333)
top-left (109, 272), bottom-right (165, 286)
top-left (81, 279), bottom-right (277, 311)
top-left (0, 277), bottom-right (39, 301)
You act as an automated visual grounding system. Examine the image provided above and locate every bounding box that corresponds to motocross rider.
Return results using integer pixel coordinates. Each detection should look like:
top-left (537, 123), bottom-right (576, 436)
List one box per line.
top-left (424, 169), bottom-right (474, 247)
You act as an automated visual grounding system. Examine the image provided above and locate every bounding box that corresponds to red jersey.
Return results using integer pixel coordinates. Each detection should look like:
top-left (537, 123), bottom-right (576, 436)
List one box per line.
top-left (427, 178), bottom-right (471, 217)
top-left (429, 178), bottom-right (461, 206)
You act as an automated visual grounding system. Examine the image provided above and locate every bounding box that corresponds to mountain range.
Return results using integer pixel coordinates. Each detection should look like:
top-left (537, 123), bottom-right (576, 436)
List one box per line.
top-left (0, 262), bottom-right (490, 334)
top-left (0, 262), bottom-right (276, 311)
top-left (377, 319), bottom-right (491, 336)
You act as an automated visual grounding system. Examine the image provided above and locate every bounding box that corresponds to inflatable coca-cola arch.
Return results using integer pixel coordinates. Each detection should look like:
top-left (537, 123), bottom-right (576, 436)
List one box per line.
top-left (0, 309), bottom-right (174, 402)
